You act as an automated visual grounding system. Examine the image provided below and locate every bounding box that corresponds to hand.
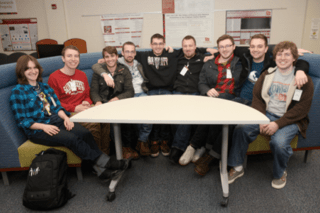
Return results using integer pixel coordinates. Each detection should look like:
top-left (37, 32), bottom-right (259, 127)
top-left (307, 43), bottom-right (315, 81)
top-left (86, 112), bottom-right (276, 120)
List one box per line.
top-left (264, 122), bottom-right (279, 136)
top-left (204, 55), bottom-right (214, 62)
top-left (64, 117), bottom-right (74, 131)
top-left (102, 73), bottom-right (115, 88)
top-left (294, 70), bottom-right (308, 89)
top-left (206, 48), bottom-right (218, 55)
top-left (98, 58), bottom-right (105, 63)
top-left (42, 124), bottom-right (60, 136)
top-left (95, 101), bottom-right (102, 106)
top-left (298, 48), bottom-right (313, 56)
top-left (82, 101), bottom-right (91, 107)
top-left (206, 88), bottom-right (219, 97)
top-left (259, 124), bottom-right (268, 134)
top-left (109, 97), bottom-right (119, 102)
top-left (74, 104), bottom-right (90, 113)
top-left (166, 46), bottom-right (174, 53)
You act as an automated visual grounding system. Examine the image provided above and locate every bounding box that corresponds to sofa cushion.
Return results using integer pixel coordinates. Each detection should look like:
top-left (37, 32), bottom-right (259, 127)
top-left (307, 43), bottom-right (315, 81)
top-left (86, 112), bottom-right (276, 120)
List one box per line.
top-left (18, 140), bottom-right (81, 167)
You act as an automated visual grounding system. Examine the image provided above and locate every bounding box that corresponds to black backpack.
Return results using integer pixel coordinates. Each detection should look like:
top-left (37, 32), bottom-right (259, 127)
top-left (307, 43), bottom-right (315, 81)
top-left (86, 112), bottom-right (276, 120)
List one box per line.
top-left (23, 148), bottom-right (75, 210)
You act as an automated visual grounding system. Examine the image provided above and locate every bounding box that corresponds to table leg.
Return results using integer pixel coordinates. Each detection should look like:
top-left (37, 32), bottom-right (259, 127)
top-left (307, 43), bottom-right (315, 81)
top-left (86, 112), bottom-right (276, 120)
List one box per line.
top-left (107, 123), bottom-right (124, 202)
top-left (220, 124), bottom-right (229, 207)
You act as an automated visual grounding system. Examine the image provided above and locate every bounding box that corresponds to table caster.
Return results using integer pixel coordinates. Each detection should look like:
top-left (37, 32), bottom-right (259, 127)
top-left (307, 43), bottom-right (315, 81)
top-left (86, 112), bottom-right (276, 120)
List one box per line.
top-left (220, 196), bottom-right (229, 207)
top-left (106, 191), bottom-right (116, 202)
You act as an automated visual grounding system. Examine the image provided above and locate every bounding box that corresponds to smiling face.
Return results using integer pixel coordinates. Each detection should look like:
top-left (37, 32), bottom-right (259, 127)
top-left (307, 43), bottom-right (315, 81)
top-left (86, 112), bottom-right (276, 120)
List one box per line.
top-left (218, 39), bottom-right (235, 61)
top-left (150, 38), bottom-right (165, 56)
top-left (25, 60), bottom-right (39, 86)
top-left (62, 49), bottom-right (80, 70)
top-left (249, 38), bottom-right (268, 63)
top-left (104, 51), bottom-right (118, 69)
top-left (182, 39), bottom-right (196, 59)
top-left (275, 48), bottom-right (295, 72)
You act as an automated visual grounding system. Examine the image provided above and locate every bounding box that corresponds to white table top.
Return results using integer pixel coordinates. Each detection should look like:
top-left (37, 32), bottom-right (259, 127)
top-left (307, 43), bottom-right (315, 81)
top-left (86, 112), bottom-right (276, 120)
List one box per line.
top-left (70, 95), bottom-right (269, 125)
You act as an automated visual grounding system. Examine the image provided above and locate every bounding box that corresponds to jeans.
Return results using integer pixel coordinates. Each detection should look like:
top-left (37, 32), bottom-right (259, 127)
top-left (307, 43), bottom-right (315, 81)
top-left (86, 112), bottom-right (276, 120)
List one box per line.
top-left (147, 89), bottom-right (172, 141)
top-left (232, 97), bottom-right (252, 106)
top-left (134, 92), bottom-right (152, 142)
top-left (228, 111), bottom-right (299, 178)
top-left (30, 120), bottom-right (103, 162)
top-left (171, 91), bottom-right (199, 151)
top-left (189, 93), bottom-right (235, 156)
top-left (110, 124), bottom-right (133, 147)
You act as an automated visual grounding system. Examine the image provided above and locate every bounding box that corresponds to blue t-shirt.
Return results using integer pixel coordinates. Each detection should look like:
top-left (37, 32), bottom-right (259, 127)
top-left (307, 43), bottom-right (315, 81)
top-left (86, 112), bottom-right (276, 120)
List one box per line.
top-left (240, 61), bottom-right (264, 101)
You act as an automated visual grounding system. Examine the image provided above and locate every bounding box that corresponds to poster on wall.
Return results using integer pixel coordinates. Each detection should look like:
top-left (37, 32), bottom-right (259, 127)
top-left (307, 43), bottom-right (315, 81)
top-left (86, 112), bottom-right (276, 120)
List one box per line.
top-left (226, 10), bottom-right (272, 45)
top-left (164, 13), bottom-right (214, 47)
top-left (100, 13), bottom-right (144, 48)
top-left (162, 0), bottom-right (214, 14)
top-left (310, 18), bottom-right (320, 39)
top-left (0, 0), bottom-right (17, 15)
top-left (0, 18), bottom-right (38, 51)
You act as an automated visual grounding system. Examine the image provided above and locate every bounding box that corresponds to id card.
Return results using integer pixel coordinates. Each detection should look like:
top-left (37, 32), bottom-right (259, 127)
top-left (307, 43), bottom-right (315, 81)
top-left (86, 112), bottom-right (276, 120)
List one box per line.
top-left (180, 66), bottom-right (188, 76)
top-left (293, 89), bottom-right (303, 101)
top-left (70, 80), bottom-right (77, 92)
top-left (226, 69), bottom-right (232, 79)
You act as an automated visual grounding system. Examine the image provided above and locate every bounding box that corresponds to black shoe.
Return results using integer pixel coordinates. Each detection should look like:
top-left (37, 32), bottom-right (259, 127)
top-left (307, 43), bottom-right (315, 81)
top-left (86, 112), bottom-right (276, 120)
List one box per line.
top-left (169, 147), bottom-right (184, 164)
top-left (98, 169), bottom-right (123, 182)
top-left (106, 156), bottom-right (132, 170)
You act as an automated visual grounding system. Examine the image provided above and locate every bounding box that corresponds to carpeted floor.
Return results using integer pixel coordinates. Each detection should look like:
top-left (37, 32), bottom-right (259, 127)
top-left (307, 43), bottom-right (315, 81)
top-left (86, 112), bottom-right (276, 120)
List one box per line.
top-left (1, 150), bottom-right (319, 213)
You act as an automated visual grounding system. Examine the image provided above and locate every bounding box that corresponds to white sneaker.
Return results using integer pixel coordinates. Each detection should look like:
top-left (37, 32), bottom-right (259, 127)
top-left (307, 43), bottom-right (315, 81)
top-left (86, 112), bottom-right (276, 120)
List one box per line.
top-left (192, 147), bottom-right (206, 163)
top-left (179, 145), bottom-right (195, 166)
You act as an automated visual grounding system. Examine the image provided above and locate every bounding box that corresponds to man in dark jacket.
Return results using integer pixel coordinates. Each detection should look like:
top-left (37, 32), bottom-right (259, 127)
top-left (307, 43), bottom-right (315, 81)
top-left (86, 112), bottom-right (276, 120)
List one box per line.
top-left (91, 46), bottom-right (136, 159)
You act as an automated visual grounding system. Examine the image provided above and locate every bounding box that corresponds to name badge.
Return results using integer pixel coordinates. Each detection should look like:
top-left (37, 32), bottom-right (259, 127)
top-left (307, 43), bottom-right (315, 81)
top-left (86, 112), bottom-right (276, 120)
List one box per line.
top-left (50, 96), bottom-right (57, 107)
top-left (180, 66), bottom-right (188, 76)
top-left (293, 89), bottom-right (302, 101)
top-left (226, 69), bottom-right (232, 79)
top-left (70, 81), bottom-right (77, 92)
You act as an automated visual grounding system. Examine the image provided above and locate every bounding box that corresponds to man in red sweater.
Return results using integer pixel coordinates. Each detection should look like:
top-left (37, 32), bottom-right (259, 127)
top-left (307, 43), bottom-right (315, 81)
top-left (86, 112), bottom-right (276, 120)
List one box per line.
top-left (48, 45), bottom-right (110, 154)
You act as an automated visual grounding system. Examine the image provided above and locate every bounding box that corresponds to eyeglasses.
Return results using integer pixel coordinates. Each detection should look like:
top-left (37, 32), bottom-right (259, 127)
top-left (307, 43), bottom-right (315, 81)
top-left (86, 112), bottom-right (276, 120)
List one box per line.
top-left (152, 43), bottom-right (164, 46)
top-left (124, 51), bottom-right (135, 54)
top-left (218, 44), bottom-right (233, 50)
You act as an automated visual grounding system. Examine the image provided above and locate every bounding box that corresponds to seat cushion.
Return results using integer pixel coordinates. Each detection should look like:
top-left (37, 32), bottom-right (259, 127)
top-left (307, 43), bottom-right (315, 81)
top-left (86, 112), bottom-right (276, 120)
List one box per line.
top-left (247, 135), bottom-right (298, 154)
top-left (18, 140), bottom-right (81, 167)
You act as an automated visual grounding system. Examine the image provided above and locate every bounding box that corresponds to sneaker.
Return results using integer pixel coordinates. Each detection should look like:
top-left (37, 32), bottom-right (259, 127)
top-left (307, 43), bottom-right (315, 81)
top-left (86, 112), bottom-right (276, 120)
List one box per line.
top-left (122, 147), bottom-right (139, 160)
top-left (194, 153), bottom-right (215, 176)
top-left (160, 140), bottom-right (170, 156)
top-left (228, 168), bottom-right (244, 184)
top-left (271, 171), bottom-right (287, 189)
top-left (136, 140), bottom-right (151, 156)
top-left (192, 147), bottom-right (206, 163)
top-left (179, 145), bottom-right (195, 166)
top-left (105, 156), bottom-right (131, 170)
top-left (98, 158), bottom-right (132, 182)
top-left (169, 147), bottom-right (184, 164)
top-left (150, 140), bottom-right (160, 157)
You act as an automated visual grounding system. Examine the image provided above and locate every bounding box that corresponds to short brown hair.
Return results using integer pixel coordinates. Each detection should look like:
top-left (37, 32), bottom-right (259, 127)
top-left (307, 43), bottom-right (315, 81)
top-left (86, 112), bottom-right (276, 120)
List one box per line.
top-left (15, 55), bottom-right (43, 84)
top-left (61, 45), bottom-right (80, 57)
top-left (122, 41), bottom-right (136, 52)
top-left (182, 35), bottom-right (196, 45)
top-left (273, 41), bottom-right (299, 65)
top-left (217, 34), bottom-right (234, 46)
top-left (102, 46), bottom-right (118, 58)
top-left (250, 34), bottom-right (268, 46)
top-left (150, 33), bottom-right (165, 44)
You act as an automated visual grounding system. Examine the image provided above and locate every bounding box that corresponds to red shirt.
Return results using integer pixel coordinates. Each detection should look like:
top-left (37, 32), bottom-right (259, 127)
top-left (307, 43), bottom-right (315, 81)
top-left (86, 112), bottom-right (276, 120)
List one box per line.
top-left (48, 69), bottom-right (92, 112)
top-left (214, 54), bottom-right (235, 95)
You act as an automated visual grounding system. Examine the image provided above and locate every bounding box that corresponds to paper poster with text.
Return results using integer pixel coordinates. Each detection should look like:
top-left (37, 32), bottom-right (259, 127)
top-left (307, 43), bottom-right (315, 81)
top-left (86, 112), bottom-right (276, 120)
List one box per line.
top-left (100, 13), bottom-right (143, 48)
top-left (226, 10), bottom-right (272, 45)
top-left (0, 18), bottom-right (37, 51)
top-left (0, 0), bottom-right (17, 15)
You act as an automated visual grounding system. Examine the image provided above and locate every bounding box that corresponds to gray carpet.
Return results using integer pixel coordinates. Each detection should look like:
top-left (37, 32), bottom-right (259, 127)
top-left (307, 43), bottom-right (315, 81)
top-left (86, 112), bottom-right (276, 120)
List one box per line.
top-left (1, 150), bottom-right (319, 213)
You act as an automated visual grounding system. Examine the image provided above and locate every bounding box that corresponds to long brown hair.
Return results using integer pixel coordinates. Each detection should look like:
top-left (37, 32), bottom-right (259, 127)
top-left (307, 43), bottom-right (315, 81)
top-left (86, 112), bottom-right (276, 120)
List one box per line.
top-left (15, 55), bottom-right (43, 84)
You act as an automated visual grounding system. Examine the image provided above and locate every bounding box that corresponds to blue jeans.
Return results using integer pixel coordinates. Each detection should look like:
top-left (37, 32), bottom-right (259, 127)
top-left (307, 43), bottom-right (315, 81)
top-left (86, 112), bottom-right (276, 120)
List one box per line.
top-left (30, 120), bottom-right (103, 162)
top-left (228, 111), bottom-right (299, 178)
top-left (134, 92), bottom-right (152, 142)
top-left (171, 91), bottom-right (199, 151)
top-left (147, 89), bottom-right (172, 141)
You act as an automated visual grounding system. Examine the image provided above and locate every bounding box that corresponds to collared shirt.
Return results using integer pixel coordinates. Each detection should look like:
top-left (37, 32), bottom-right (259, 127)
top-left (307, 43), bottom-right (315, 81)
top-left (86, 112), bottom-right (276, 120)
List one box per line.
top-left (10, 82), bottom-right (69, 136)
top-left (214, 54), bottom-right (235, 95)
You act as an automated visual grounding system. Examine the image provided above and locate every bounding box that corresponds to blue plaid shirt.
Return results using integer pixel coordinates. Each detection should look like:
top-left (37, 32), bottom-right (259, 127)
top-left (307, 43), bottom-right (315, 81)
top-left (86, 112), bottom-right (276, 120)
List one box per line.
top-left (10, 82), bottom-right (70, 136)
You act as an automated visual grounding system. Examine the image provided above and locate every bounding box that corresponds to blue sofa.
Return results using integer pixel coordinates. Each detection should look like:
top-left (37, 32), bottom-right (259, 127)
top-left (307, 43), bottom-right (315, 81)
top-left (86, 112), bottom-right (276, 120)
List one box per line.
top-left (1, 51), bottom-right (319, 185)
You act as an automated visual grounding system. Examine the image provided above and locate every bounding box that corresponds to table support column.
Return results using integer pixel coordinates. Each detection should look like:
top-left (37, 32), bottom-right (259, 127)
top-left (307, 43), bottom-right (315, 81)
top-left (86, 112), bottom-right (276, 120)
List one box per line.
top-left (220, 124), bottom-right (229, 206)
top-left (113, 123), bottom-right (123, 160)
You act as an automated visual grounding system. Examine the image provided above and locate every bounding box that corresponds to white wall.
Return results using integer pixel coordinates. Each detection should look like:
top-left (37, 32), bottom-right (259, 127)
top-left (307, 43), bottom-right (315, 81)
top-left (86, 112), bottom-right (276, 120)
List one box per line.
top-left (0, 0), bottom-right (315, 54)
top-left (301, 0), bottom-right (320, 54)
